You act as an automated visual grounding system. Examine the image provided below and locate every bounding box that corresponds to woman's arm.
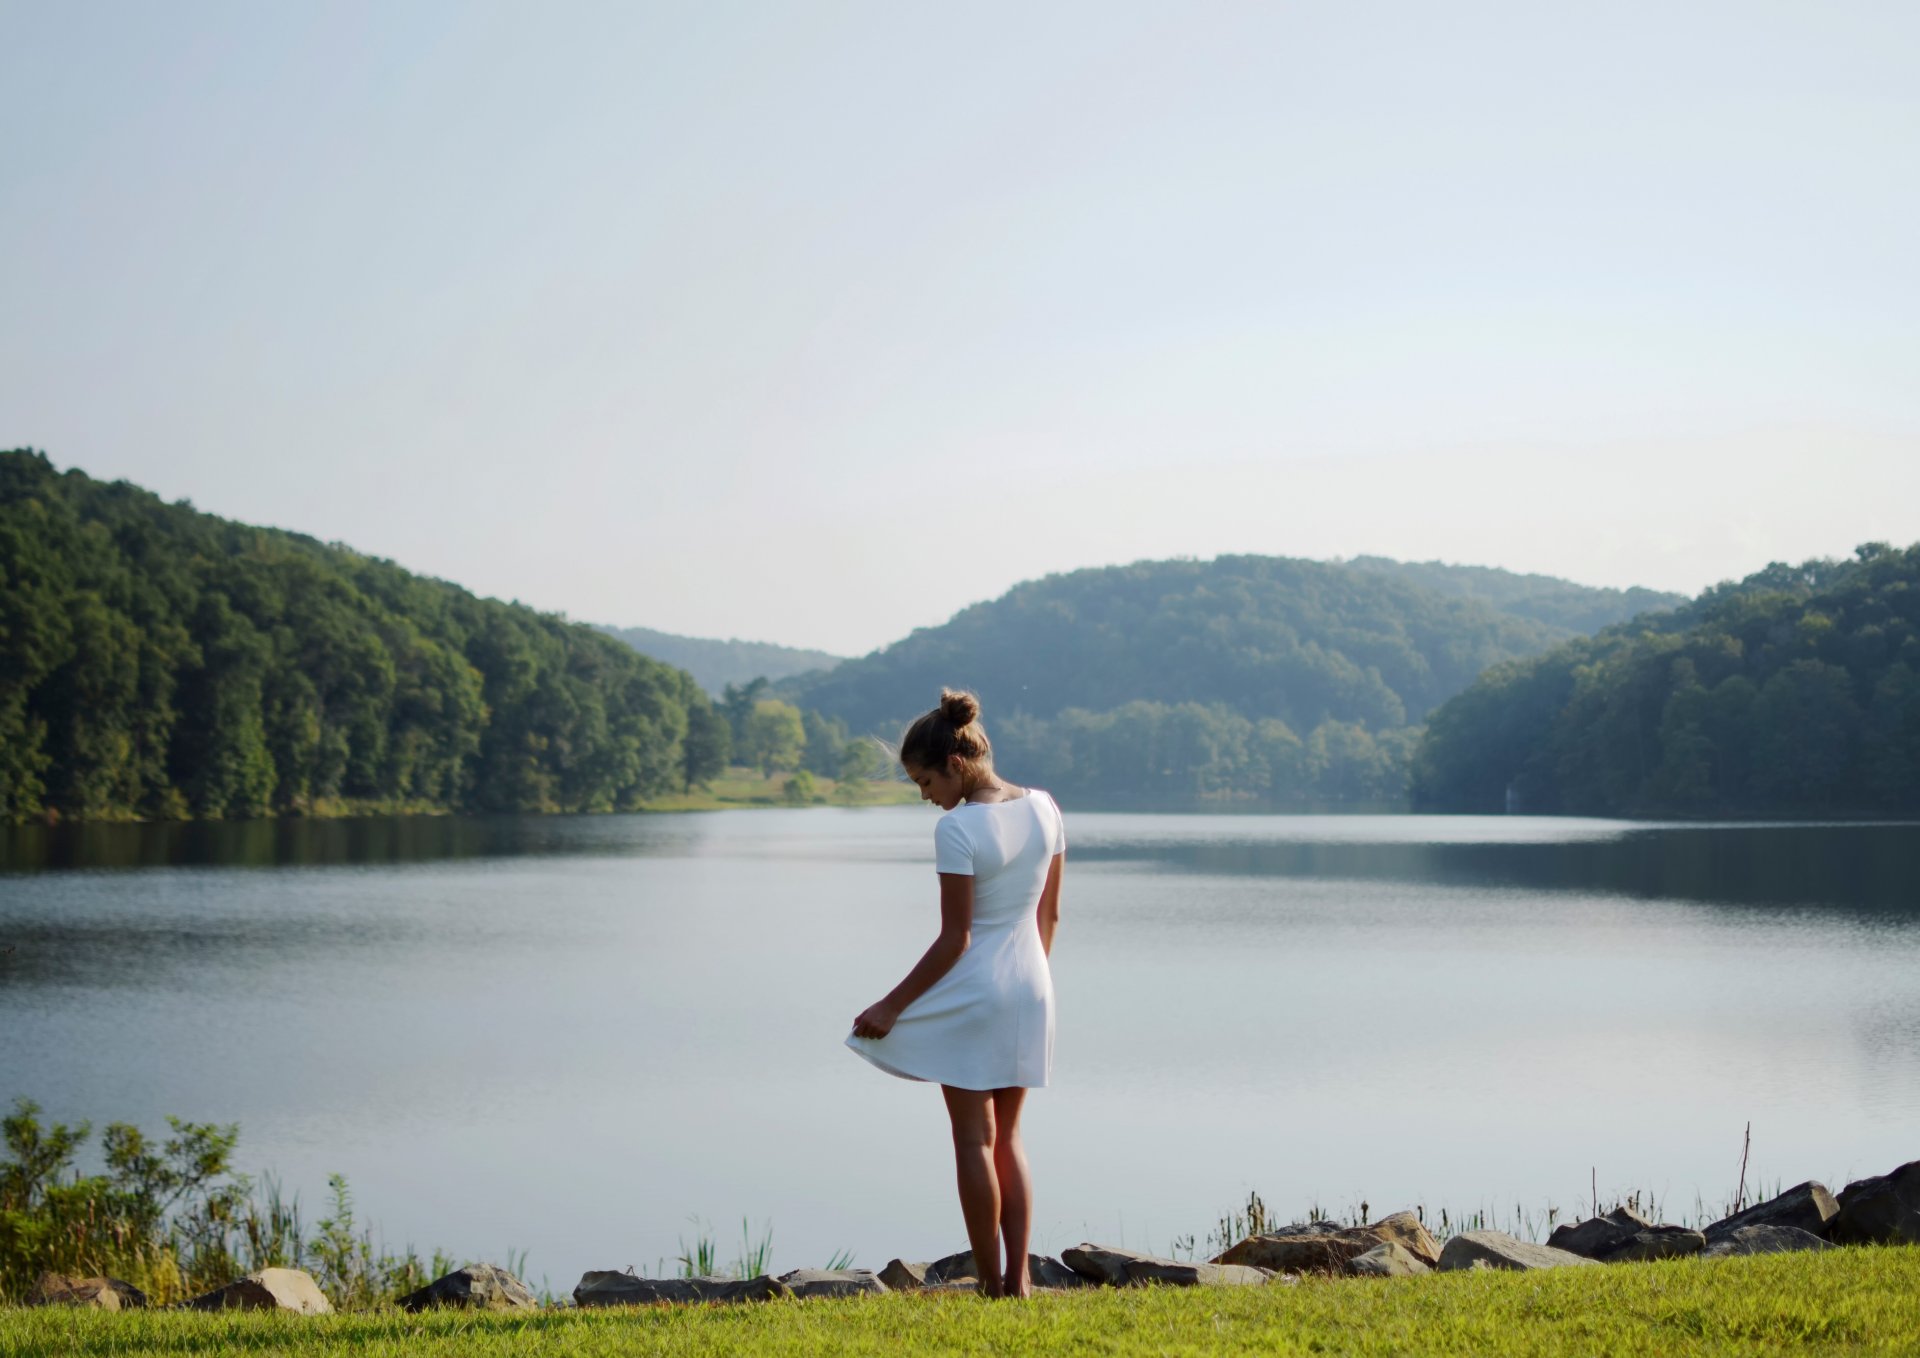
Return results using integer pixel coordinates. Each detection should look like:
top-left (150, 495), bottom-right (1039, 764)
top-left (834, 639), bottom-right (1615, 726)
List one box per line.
top-left (851, 872), bottom-right (973, 1038)
top-left (1036, 851), bottom-right (1063, 957)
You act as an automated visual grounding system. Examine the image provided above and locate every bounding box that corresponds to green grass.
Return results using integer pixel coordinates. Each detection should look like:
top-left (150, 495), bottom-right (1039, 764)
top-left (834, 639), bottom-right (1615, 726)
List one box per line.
top-left (640, 768), bottom-right (918, 812)
top-left (5, 1248), bottom-right (1917, 1356)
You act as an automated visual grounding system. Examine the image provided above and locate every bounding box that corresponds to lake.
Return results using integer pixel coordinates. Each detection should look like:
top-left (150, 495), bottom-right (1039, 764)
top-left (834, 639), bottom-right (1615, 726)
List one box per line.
top-left (2, 808), bottom-right (1917, 1291)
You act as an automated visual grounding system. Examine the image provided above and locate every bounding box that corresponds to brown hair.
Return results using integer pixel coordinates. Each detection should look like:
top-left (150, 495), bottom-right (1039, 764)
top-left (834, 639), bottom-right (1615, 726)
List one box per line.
top-left (899, 688), bottom-right (992, 776)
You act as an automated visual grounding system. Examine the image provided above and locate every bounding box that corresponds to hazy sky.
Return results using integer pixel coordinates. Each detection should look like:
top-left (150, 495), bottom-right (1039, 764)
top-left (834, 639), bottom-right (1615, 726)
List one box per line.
top-left (4, 2), bottom-right (1916, 655)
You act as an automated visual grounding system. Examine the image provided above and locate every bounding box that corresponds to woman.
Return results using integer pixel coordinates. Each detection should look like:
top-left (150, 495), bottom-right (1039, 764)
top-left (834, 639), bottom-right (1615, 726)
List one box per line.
top-left (846, 688), bottom-right (1066, 1299)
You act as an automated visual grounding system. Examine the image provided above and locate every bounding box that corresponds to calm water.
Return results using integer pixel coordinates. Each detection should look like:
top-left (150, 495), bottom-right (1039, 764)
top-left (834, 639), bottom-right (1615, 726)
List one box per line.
top-left (3, 809), bottom-right (1917, 1289)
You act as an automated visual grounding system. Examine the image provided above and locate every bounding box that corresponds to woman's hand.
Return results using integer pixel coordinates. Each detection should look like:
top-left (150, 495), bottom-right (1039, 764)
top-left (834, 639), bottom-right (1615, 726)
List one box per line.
top-left (851, 1000), bottom-right (900, 1039)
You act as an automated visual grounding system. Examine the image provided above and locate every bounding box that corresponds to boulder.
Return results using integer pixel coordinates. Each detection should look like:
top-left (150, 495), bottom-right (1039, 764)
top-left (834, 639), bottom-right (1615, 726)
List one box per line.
top-left (397, 1263), bottom-right (537, 1312)
top-left (1703, 1181), bottom-right (1839, 1243)
top-left (1701, 1225), bottom-right (1833, 1258)
top-left (187, 1267), bottom-right (332, 1314)
top-left (1346, 1242), bottom-right (1430, 1278)
top-left (775, 1268), bottom-right (887, 1298)
top-left (1546, 1209), bottom-right (1702, 1263)
top-left (1062, 1243), bottom-right (1159, 1287)
top-left (1217, 1212), bottom-right (1440, 1274)
top-left (918, 1250), bottom-right (1087, 1289)
top-left (1436, 1231), bottom-right (1598, 1273)
top-left (1121, 1258), bottom-right (1274, 1287)
top-left (572, 1270), bottom-right (791, 1305)
top-left (877, 1259), bottom-right (928, 1290)
top-left (25, 1273), bottom-right (148, 1310)
top-left (1602, 1227), bottom-right (1707, 1262)
top-left (1831, 1160), bottom-right (1920, 1246)
top-left (1547, 1206), bottom-right (1653, 1259)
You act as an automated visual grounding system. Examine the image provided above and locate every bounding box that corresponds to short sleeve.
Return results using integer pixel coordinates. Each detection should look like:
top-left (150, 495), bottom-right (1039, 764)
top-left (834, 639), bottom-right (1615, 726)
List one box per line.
top-left (1046, 792), bottom-right (1066, 855)
top-left (934, 814), bottom-right (974, 875)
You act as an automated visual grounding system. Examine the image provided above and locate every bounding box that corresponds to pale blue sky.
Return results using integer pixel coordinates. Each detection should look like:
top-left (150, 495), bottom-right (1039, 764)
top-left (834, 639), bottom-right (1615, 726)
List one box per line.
top-left (4, 1), bottom-right (1915, 654)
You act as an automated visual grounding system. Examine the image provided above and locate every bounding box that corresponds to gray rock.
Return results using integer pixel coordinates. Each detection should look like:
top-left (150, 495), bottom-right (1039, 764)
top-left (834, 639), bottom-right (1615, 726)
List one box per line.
top-left (1603, 1226), bottom-right (1707, 1262)
top-left (1122, 1258), bottom-right (1274, 1287)
top-left (877, 1259), bottom-right (927, 1290)
top-left (1546, 1209), bottom-right (1702, 1263)
top-left (26, 1273), bottom-right (147, 1310)
top-left (925, 1251), bottom-right (980, 1284)
top-left (1436, 1231), bottom-right (1598, 1273)
top-left (397, 1263), bottom-right (537, 1312)
top-left (1346, 1242), bottom-right (1431, 1278)
top-left (1062, 1243), bottom-right (1159, 1287)
top-left (1546, 1207), bottom-right (1654, 1259)
top-left (187, 1268), bottom-right (332, 1314)
top-left (1701, 1225), bottom-right (1833, 1258)
top-left (918, 1250), bottom-right (1086, 1289)
top-left (572, 1270), bottom-right (791, 1306)
top-left (1832, 1160), bottom-right (1920, 1246)
top-left (1703, 1181), bottom-right (1839, 1243)
top-left (775, 1268), bottom-right (887, 1298)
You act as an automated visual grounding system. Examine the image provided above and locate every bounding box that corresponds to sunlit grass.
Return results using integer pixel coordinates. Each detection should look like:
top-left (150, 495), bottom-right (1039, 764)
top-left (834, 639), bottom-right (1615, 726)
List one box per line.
top-left (641, 767), bottom-right (917, 811)
top-left (4, 1246), bottom-right (1915, 1357)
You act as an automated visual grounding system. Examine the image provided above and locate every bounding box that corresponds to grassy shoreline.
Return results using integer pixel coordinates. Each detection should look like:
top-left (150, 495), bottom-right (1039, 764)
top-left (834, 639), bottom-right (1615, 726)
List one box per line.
top-left (4, 1248), bottom-right (1915, 1356)
top-left (637, 769), bottom-right (920, 812)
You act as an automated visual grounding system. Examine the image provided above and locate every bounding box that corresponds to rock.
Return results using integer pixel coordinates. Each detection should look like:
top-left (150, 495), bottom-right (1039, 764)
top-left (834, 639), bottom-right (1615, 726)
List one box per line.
top-left (1122, 1258), bottom-right (1274, 1287)
top-left (1703, 1181), bottom-right (1840, 1243)
top-left (397, 1263), bottom-right (537, 1312)
top-left (572, 1270), bottom-right (792, 1305)
top-left (877, 1259), bottom-right (928, 1290)
top-left (1436, 1231), bottom-right (1598, 1273)
top-left (925, 1251), bottom-right (980, 1285)
top-left (1603, 1226), bottom-right (1707, 1262)
top-left (917, 1250), bottom-right (1087, 1289)
top-left (25, 1273), bottom-right (148, 1310)
top-left (1217, 1212), bottom-right (1440, 1274)
top-left (1545, 1209), bottom-right (1702, 1263)
top-left (1062, 1243), bottom-right (1159, 1287)
top-left (1346, 1242), bottom-right (1430, 1278)
top-left (187, 1268), bottom-right (332, 1314)
top-left (1701, 1225), bottom-right (1833, 1257)
top-left (1027, 1255), bottom-right (1090, 1289)
top-left (1547, 1207), bottom-right (1654, 1259)
top-left (775, 1268), bottom-right (887, 1298)
top-left (1832, 1160), bottom-right (1920, 1246)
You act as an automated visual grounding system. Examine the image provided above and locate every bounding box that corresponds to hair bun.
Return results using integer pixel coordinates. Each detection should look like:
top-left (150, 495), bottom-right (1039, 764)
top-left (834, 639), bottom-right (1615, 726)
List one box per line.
top-left (939, 688), bottom-right (981, 726)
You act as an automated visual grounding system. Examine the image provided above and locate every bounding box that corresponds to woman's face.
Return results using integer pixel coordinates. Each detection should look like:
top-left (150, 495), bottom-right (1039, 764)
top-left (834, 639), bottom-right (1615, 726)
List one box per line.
top-left (903, 758), bottom-right (966, 811)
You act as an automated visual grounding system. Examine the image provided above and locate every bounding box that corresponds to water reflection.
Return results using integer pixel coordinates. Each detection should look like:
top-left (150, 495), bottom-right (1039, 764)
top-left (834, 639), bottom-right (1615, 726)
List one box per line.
top-left (1068, 821), bottom-right (1920, 918)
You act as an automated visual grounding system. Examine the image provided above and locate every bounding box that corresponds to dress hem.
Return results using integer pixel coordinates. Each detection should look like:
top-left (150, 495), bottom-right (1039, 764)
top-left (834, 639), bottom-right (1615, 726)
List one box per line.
top-left (844, 1037), bottom-right (1048, 1090)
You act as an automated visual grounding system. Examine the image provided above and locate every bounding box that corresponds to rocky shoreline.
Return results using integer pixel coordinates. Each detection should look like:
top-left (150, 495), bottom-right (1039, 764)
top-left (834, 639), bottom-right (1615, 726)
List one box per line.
top-left (20, 1158), bottom-right (1918, 1315)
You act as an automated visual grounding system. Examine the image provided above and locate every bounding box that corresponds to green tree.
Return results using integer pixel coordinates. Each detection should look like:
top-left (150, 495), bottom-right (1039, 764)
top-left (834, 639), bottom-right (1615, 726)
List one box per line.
top-left (681, 692), bottom-right (731, 790)
top-left (741, 699), bottom-right (806, 775)
top-left (782, 769), bottom-right (817, 805)
top-left (1749, 660), bottom-right (1860, 808)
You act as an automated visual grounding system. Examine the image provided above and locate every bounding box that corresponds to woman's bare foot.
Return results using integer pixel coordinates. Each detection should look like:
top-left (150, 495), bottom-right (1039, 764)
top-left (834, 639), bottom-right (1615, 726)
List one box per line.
top-left (974, 1277), bottom-right (1006, 1299)
top-left (1001, 1268), bottom-right (1033, 1300)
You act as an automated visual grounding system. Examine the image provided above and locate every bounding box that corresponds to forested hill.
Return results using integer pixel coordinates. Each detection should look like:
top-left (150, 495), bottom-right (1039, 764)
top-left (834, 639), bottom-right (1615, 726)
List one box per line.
top-left (779, 554), bottom-right (1675, 806)
top-left (787, 555), bottom-right (1661, 737)
top-left (1344, 557), bottom-right (1683, 636)
top-left (1414, 543), bottom-right (1920, 816)
top-left (0, 451), bottom-right (729, 823)
top-left (597, 623), bottom-right (843, 695)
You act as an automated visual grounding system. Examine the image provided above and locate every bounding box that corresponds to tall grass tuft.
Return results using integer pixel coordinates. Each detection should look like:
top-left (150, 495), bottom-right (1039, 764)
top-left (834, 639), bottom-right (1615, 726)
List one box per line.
top-left (0, 1098), bottom-right (484, 1309)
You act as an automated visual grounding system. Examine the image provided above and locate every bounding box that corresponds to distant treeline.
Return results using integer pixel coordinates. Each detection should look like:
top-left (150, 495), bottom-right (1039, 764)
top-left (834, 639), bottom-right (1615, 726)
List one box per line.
top-left (1414, 543), bottom-right (1920, 816)
top-left (783, 554), bottom-right (1677, 807)
top-left (0, 451), bottom-right (731, 822)
top-left (995, 703), bottom-right (1418, 807)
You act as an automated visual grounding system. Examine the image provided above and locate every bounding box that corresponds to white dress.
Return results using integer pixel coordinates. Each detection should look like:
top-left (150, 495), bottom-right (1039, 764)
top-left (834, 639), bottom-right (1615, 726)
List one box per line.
top-left (847, 789), bottom-right (1064, 1090)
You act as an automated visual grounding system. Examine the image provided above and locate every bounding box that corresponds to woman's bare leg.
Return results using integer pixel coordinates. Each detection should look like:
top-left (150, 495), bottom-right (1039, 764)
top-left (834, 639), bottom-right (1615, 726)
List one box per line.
top-left (941, 1086), bottom-right (1003, 1296)
top-left (991, 1087), bottom-right (1033, 1297)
